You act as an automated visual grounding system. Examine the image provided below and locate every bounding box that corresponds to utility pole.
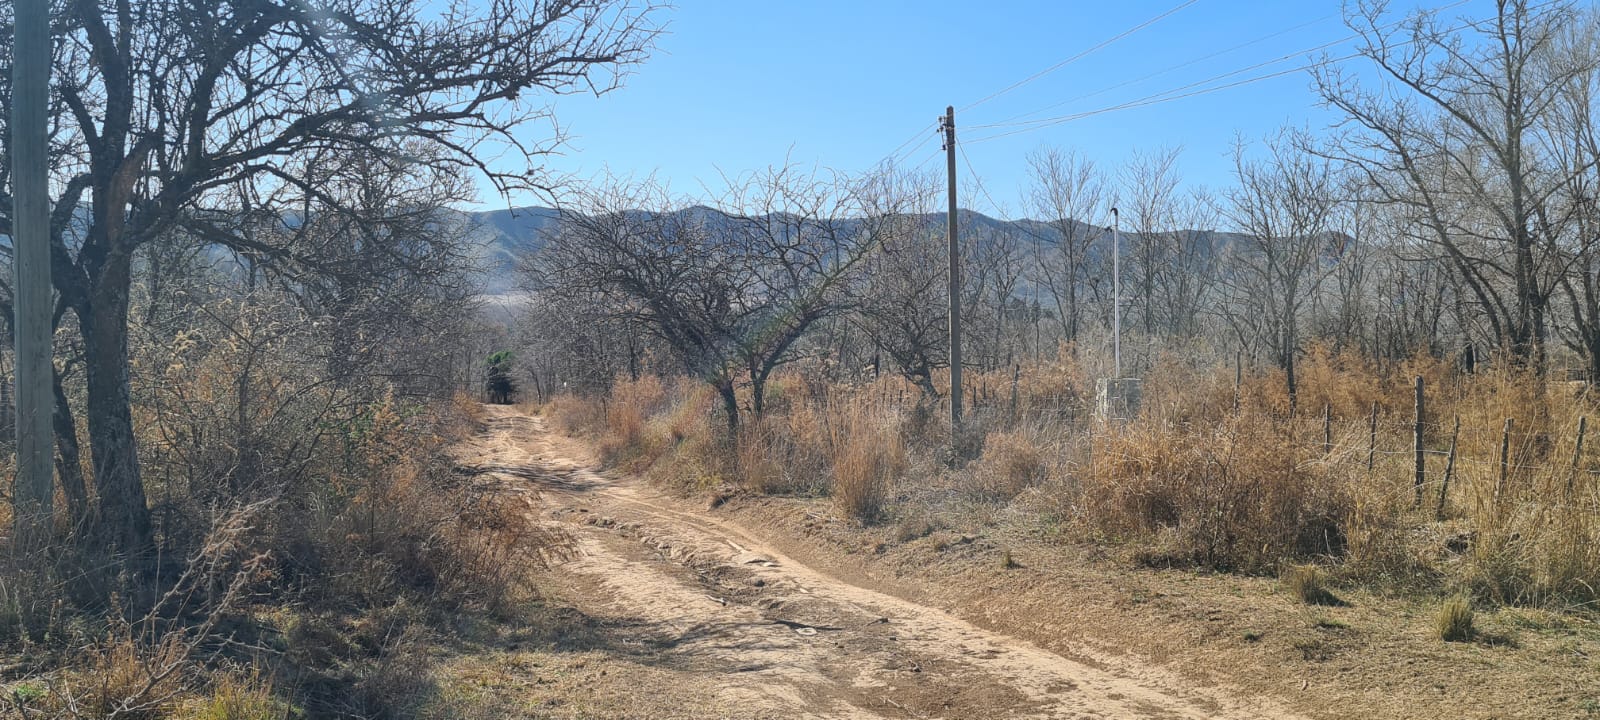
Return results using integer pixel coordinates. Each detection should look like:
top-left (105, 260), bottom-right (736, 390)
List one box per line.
top-left (1110, 206), bottom-right (1121, 379)
top-left (12, 0), bottom-right (54, 546)
top-left (941, 106), bottom-right (963, 433)
top-left (1093, 206), bottom-right (1140, 422)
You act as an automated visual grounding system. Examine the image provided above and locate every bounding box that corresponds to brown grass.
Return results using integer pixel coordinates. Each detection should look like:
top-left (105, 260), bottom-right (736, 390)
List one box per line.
top-left (831, 412), bottom-right (907, 523)
top-left (1436, 593), bottom-right (1476, 642)
top-left (1282, 564), bottom-right (1340, 605)
top-left (1077, 413), bottom-right (1351, 573)
top-left (538, 343), bottom-right (1600, 612)
top-left (973, 429), bottom-right (1048, 499)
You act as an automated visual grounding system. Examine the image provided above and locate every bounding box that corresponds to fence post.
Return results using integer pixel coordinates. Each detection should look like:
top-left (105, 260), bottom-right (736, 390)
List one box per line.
top-left (1323, 403), bottom-right (1333, 456)
top-left (1414, 376), bottom-right (1426, 507)
top-left (1569, 416), bottom-right (1587, 497)
top-left (1367, 401), bottom-right (1379, 473)
top-left (1234, 351), bottom-right (1242, 414)
top-left (1010, 364), bottom-right (1020, 422)
top-left (1438, 414), bottom-right (1459, 520)
top-left (1496, 418), bottom-right (1513, 506)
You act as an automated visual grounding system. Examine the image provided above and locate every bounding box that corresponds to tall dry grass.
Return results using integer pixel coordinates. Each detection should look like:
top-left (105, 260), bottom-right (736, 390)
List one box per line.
top-left (4, 330), bottom-right (566, 716)
top-left (541, 346), bottom-right (1600, 610)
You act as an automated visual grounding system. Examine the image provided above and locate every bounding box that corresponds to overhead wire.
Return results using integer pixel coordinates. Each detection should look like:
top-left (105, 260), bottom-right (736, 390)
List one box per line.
top-left (864, 0), bottom-right (1203, 185)
top-left (981, 10), bottom-right (1342, 128)
top-left (958, 142), bottom-right (1010, 220)
top-left (961, 0), bottom-right (1525, 145)
top-left (957, 0), bottom-right (1201, 114)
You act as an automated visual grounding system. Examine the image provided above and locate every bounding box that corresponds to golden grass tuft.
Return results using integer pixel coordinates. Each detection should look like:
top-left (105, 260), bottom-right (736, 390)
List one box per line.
top-left (1436, 593), bottom-right (1475, 642)
top-left (1282, 564), bottom-right (1340, 605)
top-left (193, 670), bottom-right (290, 720)
top-left (974, 429), bottom-right (1048, 499)
top-left (831, 412), bottom-right (906, 523)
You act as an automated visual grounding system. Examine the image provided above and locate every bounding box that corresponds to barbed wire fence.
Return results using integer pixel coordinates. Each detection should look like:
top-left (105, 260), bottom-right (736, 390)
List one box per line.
top-left (846, 366), bottom-right (1600, 524)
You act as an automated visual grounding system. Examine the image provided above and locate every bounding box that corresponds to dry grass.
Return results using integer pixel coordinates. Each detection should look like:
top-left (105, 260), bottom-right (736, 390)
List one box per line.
top-left (831, 412), bottom-right (907, 523)
top-left (1077, 412), bottom-right (1351, 573)
top-left (1437, 593), bottom-right (1476, 642)
top-left (1282, 564), bottom-right (1340, 605)
top-left (189, 670), bottom-right (289, 720)
top-left (540, 344), bottom-right (1600, 613)
top-left (973, 429), bottom-right (1048, 499)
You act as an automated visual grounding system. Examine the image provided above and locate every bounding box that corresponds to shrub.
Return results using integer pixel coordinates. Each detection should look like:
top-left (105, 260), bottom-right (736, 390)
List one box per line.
top-left (1437, 593), bottom-right (1475, 642)
top-left (1282, 564), bottom-right (1340, 605)
top-left (831, 415), bottom-right (906, 523)
top-left (279, 396), bottom-right (573, 614)
top-left (41, 625), bottom-right (192, 720)
top-left (973, 429), bottom-right (1047, 499)
top-left (1078, 413), bottom-right (1351, 573)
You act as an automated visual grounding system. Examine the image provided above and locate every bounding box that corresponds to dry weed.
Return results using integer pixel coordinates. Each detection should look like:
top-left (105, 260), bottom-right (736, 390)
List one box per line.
top-left (1437, 593), bottom-right (1475, 642)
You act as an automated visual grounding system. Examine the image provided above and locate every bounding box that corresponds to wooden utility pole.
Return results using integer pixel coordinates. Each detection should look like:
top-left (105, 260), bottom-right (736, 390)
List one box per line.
top-left (12, 0), bottom-right (54, 545)
top-left (1413, 376), bottom-right (1426, 507)
top-left (942, 106), bottom-right (962, 433)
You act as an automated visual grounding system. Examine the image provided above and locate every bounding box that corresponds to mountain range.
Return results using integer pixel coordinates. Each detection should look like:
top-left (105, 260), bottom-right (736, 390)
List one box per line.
top-left (459, 205), bottom-right (1256, 295)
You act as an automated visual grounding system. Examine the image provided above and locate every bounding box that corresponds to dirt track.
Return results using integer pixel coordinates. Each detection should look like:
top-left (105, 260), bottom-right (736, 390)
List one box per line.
top-left (461, 405), bottom-right (1304, 719)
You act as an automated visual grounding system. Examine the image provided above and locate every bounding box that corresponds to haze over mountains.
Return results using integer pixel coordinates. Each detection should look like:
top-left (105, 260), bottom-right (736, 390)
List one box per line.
top-left (461, 205), bottom-right (1253, 294)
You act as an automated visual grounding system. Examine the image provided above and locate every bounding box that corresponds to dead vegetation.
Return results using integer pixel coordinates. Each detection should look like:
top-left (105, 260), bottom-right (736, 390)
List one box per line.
top-left (542, 345), bottom-right (1600, 622)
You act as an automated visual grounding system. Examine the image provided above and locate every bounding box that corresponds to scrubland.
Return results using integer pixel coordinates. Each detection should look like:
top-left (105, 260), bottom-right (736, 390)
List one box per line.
top-left (544, 346), bottom-right (1600, 616)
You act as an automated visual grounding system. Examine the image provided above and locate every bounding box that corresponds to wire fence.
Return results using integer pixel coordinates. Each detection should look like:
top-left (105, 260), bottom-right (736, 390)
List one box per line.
top-left (836, 370), bottom-right (1600, 520)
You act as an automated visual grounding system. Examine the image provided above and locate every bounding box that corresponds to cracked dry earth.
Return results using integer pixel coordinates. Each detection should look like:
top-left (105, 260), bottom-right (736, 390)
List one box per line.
top-left (459, 405), bottom-right (1303, 719)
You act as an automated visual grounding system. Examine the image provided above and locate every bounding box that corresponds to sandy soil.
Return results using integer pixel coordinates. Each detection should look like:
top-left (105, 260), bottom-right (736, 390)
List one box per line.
top-left (454, 405), bottom-right (1312, 719)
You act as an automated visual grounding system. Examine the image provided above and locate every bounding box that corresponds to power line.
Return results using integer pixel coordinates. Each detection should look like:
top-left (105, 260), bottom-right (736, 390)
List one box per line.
top-left (980, 10), bottom-right (1342, 129)
top-left (966, 60), bottom-right (1329, 144)
top-left (958, 142), bottom-right (1010, 220)
top-left (972, 0), bottom-right (1470, 132)
top-left (962, 0), bottom-right (1520, 145)
top-left (958, 0), bottom-right (1201, 114)
top-left (873, 121), bottom-right (940, 170)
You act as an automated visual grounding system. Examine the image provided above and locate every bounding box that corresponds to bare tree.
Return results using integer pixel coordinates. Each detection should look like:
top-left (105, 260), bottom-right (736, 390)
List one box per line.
top-left (1024, 147), bottom-right (1110, 347)
top-left (1315, 0), bottom-right (1597, 371)
top-left (853, 167), bottom-right (948, 399)
top-left (1220, 133), bottom-right (1338, 406)
top-left (0, 0), bottom-right (659, 557)
top-left (533, 167), bottom-right (881, 431)
top-left (1122, 147), bottom-right (1183, 339)
top-left (1155, 188), bottom-right (1223, 340)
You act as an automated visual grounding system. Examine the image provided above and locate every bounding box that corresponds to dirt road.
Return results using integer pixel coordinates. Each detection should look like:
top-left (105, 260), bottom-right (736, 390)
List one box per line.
top-left (460, 405), bottom-right (1303, 719)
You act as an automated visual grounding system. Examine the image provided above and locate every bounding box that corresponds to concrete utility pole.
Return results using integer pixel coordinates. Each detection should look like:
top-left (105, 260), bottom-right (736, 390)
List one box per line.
top-left (941, 106), bottom-right (963, 433)
top-left (1111, 207), bottom-right (1121, 379)
top-left (11, 0), bottom-right (55, 544)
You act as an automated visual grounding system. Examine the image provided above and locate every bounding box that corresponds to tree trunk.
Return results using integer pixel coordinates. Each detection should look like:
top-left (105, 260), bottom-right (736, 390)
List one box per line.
top-left (749, 364), bottom-right (766, 420)
top-left (51, 366), bottom-right (89, 526)
top-left (81, 253), bottom-right (153, 556)
top-left (716, 379), bottom-right (739, 435)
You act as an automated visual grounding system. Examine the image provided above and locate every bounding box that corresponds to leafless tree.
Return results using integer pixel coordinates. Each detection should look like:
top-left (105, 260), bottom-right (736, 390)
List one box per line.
top-left (852, 167), bottom-right (948, 399)
top-left (0, 0), bottom-right (659, 556)
top-left (533, 167), bottom-right (882, 431)
top-left (1154, 188), bottom-right (1222, 340)
top-left (1122, 147), bottom-right (1184, 339)
top-left (1315, 0), bottom-right (1597, 371)
top-left (1220, 133), bottom-right (1339, 405)
top-left (1025, 147), bottom-right (1110, 347)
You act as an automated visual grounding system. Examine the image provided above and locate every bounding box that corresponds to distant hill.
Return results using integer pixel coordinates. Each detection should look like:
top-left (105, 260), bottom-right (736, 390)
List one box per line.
top-left (459, 205), bottom-right (1264, 296)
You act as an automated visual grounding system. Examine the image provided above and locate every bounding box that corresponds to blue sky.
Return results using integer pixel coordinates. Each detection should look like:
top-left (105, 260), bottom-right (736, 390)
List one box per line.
top-left (479, 0), bottom-right (1486, 216)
